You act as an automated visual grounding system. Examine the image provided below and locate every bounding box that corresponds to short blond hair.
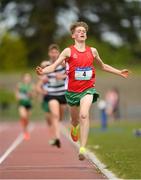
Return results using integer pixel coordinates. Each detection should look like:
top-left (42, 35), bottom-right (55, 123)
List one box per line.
top-left (40, 60), bottom-right (50, 68)
top-left (48, 44), bottom-right (60, 52)
top-left (70, 21), bottom-right (89, 34)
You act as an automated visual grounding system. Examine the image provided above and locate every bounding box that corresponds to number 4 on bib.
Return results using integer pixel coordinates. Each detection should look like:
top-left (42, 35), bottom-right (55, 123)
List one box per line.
top-left (75, 67), bottom-right (92, 80)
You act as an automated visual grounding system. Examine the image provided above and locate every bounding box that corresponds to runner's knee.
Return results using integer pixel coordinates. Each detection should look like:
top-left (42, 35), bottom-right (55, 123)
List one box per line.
top-left (79, 113), bottom-right (88, 121)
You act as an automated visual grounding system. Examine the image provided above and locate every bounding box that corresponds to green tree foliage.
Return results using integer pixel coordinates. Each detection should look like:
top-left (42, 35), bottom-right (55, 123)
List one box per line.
top-left (88, 36), bottom-right (134, 65)
top-left (75, 0), bottom-right (141, 45)
top-left (0, 88), bottom-right (15, 104)
top-left (0, 33), bottom-right (28, 71)
top-left (0, 0), bottom-right (141, 66)
top-left (0, 0), bottom-right (69, 65)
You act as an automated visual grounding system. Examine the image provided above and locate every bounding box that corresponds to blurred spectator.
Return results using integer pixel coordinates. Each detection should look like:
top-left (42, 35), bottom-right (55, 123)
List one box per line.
top-left (98, 99), bottom-right (107, 130)
top-left (105, 87), bottom-right (120, 120)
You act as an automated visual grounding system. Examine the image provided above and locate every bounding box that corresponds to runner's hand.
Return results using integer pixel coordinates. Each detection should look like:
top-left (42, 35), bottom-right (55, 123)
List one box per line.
top-left (120, 69), bottom-right (129, 78)
top-left (36, 66), bottom-right (44, 75)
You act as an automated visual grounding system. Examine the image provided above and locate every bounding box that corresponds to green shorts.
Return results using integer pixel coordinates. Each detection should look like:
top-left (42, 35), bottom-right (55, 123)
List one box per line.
top-left (42, 100), bottom-right (50, 112)
top-left (19, 99), bottom-right (32, 110)
top-left (65, 88), bottom-right (100, 106)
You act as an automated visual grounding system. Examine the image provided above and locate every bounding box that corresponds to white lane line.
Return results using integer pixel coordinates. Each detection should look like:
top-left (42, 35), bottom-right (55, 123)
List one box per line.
top-left (0, 124), bottom-right (34, 164)
top-left (61, 124), bottom-right (119, 180)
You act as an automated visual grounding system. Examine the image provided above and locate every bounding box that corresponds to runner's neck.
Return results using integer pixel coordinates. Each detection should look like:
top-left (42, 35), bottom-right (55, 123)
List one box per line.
top-left (74, 41), bottom-right (86, 52)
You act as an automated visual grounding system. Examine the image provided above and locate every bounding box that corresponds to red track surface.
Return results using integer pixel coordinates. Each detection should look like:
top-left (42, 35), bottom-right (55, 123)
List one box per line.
top-left (0, 123), bottom-right (106, 179)
top-left (0, 123), bottom-right (21, 156)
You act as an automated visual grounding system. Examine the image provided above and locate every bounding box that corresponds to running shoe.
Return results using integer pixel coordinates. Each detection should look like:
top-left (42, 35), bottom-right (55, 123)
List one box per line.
top-left (24, 132), bottom-right (30, 140)
top-left (71, 124), bottom-right (79, 142)
top-left (48, 139), bottom-right (56, 145)
top-left (51, 139), bottom-right (61, 148)
top-left (79, 147), bottom-right (86, 161)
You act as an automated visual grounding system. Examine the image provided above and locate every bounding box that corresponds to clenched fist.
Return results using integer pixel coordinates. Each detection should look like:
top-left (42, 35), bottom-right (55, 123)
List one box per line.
top-left (36, 66), bottom-right (44, 75)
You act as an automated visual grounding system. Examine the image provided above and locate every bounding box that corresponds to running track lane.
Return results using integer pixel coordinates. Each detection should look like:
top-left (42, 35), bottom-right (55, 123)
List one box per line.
top-left (0, 123), bottom-right (106, 179)
top-left (0, 122), bottom-right (21, 156)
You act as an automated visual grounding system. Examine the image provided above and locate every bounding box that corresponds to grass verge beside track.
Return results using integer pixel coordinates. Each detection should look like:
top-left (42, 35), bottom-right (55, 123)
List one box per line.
top-left (87, 120), bottom-right (141, 179)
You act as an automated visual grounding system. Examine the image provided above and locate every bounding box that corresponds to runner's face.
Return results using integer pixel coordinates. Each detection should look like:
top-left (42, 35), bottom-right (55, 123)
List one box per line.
top-left (23, 74), bottom-right (32, 84)
top-left (72, 26), bottom-right (87, 42)
top-left (48, 49), bottom-right (60, 62)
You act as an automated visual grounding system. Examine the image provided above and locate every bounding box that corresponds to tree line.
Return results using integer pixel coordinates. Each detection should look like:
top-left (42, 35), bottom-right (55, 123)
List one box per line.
top-left (0, 0), bottom-right (141, 71)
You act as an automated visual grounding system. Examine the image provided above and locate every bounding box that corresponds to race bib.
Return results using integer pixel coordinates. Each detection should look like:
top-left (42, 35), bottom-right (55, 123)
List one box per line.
top-left (19, 93), bottom-right (29, 100)
top-left (75, 67), bottom-right (92, 80)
